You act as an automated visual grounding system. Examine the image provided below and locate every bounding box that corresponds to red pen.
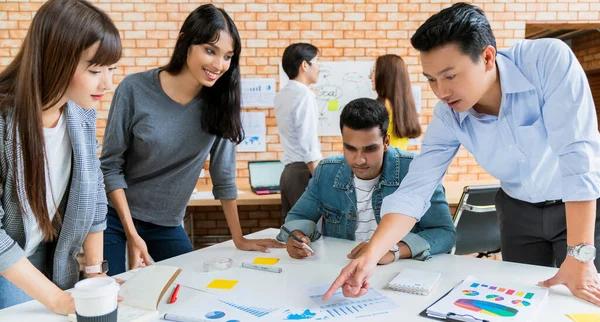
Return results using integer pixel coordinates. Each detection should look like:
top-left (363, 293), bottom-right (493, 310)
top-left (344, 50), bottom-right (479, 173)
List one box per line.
top-left (169, 284), bottom-right (181, 304)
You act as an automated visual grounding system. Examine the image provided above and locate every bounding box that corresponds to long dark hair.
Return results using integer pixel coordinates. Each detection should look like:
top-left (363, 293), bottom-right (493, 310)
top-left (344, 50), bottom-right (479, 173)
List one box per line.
top-left (0, 0), bottom-right (121, 241)
top-left (163, 4), bottom-right (244, 144)
top-left (374, 54), bottom-right (422, 139)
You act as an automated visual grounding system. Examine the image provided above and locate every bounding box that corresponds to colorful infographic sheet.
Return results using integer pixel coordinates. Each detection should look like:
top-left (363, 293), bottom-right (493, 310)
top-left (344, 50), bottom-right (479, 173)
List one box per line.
top-left (427, 276), bottom-right (549, 322)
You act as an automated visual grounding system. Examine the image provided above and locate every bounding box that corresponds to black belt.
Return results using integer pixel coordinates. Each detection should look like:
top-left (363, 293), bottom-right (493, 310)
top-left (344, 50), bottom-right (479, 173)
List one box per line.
top-left (530, 199), bottom-right (563, 208)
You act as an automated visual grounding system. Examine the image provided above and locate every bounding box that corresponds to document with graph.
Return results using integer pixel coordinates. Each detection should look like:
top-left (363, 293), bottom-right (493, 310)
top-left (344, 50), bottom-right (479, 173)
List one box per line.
top-left (306, 283), bottom-right (397, 319)
top-left (426, 276), bottom-right (549, 322)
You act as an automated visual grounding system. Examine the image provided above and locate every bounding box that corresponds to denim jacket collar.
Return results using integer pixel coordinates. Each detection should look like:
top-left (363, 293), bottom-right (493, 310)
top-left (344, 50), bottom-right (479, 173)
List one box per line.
top-left (333, 148), bottom-right (402, 190)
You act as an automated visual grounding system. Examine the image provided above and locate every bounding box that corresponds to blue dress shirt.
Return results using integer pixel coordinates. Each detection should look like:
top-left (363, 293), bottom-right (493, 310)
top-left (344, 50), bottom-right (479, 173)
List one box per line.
top-left (381, 38), bottom-right (600, 221)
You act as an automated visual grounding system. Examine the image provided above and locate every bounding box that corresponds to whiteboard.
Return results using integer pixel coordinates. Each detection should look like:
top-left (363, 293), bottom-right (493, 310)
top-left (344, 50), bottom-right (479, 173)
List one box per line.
top-left (279, 61), bottom-right (422, 138)
top-left (280, 61), bottom-right (377, 136)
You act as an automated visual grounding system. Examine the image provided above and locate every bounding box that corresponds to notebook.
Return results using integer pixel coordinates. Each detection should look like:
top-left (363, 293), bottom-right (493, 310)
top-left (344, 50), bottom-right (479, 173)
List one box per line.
top-left (425, 276), bottom-right (549, 322)
top-left (387, 268), bottom-right (442, 295)
top-left (69, 265), bottom-right (181, 322)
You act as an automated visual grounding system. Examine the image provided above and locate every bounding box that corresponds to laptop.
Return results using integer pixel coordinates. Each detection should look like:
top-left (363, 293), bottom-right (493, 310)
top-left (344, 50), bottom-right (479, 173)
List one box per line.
top-left (248, 160), bottom-right (285, 195)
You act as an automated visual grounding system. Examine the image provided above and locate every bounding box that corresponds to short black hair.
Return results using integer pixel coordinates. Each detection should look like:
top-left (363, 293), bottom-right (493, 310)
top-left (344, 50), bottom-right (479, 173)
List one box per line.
top-left (411, 2), bottom-right (496, 63)
top-left (340, 98), bottom-right (389, 137)
top-left (281, 43), bottom-right (318, 80)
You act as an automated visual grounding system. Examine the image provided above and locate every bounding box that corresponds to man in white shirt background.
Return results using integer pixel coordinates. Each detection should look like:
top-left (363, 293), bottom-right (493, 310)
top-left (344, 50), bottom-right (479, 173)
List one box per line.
top-left (275, 43), bottom-right (322, 219)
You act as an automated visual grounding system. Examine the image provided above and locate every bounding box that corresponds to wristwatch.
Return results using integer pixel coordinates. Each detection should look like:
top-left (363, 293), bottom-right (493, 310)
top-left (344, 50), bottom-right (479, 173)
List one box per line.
top-left (567, 243), bottom-right (596, 263)
top-left (390, 245), bottom-right (400, 262)
top-left (85, 260), bottom-right (109, 275)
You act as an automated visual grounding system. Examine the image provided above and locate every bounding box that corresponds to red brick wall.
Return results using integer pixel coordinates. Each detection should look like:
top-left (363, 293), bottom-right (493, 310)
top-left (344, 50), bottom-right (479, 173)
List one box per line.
top-left (2, 1), bottom-right (599, 185)
top-left (572, 32), bottom-right (600, 130)
top-left (2, 1), bottom-right (600, 247)
top-left (572, 31), bottom-right (600, 72)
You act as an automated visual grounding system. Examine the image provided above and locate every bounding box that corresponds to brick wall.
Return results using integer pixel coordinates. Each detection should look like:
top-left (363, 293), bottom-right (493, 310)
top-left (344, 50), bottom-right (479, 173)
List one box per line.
top-left (2, 1), bottom-right (600, 247)
top-left (572, 31), bottom-right (600, 72)
top-left (572, 32), bottom-right (600, 130)
top-left (2, 1), bottom-right (599, 186)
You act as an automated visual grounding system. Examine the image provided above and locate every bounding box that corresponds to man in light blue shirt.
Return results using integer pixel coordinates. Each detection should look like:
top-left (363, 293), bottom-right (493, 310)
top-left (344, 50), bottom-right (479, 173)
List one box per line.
top-left (325, 2), bottom-right (600, 306)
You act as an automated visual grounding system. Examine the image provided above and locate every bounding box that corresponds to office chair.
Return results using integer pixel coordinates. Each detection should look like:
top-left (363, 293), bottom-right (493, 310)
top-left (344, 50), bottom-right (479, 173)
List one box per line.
top-left (451, 185), bottom-right (502, 258)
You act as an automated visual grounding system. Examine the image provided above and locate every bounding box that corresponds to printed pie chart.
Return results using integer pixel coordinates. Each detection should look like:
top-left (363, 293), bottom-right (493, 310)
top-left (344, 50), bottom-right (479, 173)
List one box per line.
top-left (486, 294), bottom-right (504, 301)
top-left (462, 290), bottom-right (479, 296)
top-left (512, 300), bottom-right (531, 306)
top-left (205, 311), bottom-right (226, 319)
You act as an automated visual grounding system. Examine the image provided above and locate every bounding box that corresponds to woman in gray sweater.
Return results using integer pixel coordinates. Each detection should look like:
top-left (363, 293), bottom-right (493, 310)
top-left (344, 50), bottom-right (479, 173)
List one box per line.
top-left (101, 4), bottom-right (283, 276)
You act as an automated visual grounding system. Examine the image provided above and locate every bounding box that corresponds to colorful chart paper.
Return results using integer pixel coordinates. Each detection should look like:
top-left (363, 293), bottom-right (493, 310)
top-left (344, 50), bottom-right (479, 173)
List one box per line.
top-left (462, 290), bottom-right (479, 296)
top-left (512, 300), bottom-right (531, 307)
top-left (427, 277), bottom-right (549, 322)
top-left (454, 299), bottom-right (518, 317)
top-left (486, 294), bottom-right (505, 302)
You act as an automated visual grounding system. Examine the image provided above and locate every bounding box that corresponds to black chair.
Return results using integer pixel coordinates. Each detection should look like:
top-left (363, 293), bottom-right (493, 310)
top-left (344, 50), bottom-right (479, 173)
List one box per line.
top-left (451, 185), bottom-right (502, 258)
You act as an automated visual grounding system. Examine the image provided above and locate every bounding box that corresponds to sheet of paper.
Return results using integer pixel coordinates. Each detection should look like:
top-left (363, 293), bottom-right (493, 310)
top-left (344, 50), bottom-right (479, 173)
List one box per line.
top-left (241, 78), bottom-right (276, 107)
top-left (253, 258), bottom-right (280, 265)
top-left (306, 283), bottom-right (396, 319)
top-left (166, 295), bottom-right (263, 321)
top-left (427, 276), bottom-right (549, 322)
top-left (238, 111), bottom-right (267, 152)
top-left (206, 279), bottom-right (239, 290)
top-left (567, 314), bottom-right (600, 322)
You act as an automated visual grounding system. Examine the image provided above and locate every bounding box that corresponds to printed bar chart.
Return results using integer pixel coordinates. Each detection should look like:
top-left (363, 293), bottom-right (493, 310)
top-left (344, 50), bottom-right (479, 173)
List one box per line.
top-left (469, 284), bottom-right (536, 299)
top-left (219, 300), bottom-right (278, 318)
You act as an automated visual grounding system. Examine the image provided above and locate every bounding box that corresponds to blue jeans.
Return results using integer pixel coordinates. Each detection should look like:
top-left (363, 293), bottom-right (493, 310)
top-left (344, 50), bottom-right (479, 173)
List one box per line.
top-left (103, 206), bottom-right (194, 276)
top-left (0, 243), bottom-right (47, 309)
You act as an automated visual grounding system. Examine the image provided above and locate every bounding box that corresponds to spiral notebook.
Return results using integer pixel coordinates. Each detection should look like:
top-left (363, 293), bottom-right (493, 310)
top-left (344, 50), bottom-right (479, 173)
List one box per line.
top-left (387, 268), bottom-right (442, 296)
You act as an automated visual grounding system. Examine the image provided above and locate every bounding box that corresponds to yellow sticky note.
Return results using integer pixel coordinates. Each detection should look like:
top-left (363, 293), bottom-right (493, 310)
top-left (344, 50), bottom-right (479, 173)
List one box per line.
top-left (206, 279), bottom-right (238, 290)
top-left (253, 258), bottom-right (280, 265)
top-left (328, 100), bottom-right (339, 111)
top-left (567, 314), bottom-right (600, 322)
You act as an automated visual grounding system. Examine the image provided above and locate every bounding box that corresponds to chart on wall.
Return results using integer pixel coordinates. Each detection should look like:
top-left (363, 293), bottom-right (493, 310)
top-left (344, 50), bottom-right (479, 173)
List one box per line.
top-left (280, 61), bottom-right (376, 137)
top-left (280, 61), bottom-right (422, 138)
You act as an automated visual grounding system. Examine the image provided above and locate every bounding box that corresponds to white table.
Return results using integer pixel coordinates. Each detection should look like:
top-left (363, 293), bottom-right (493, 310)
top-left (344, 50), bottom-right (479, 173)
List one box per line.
top-left (1, 228), bottom-right (598, 321)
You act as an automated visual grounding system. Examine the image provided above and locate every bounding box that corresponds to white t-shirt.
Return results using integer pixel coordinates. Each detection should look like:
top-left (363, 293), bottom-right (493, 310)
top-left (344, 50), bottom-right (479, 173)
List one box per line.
top-left (274, 80), bottom-right (322, 165)
top-left (354, 175), bottom-right (380, 242)
top-left (24, 112), bottom-right (72, 257)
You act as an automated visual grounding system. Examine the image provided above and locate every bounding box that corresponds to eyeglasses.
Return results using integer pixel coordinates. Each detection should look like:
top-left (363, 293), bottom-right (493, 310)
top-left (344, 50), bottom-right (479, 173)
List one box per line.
top-left (307, 59), bottom-right (321, 66)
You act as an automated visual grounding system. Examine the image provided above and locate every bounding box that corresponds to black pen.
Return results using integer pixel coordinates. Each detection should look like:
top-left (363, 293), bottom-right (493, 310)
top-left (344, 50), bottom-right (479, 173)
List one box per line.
top-left (281, 226), bottom-right (315, 253)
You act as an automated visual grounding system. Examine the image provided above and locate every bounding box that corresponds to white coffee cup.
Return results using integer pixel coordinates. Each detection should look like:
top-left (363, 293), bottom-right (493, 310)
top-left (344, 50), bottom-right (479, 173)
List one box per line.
top-left (72, 277), bottom-right (119, 319)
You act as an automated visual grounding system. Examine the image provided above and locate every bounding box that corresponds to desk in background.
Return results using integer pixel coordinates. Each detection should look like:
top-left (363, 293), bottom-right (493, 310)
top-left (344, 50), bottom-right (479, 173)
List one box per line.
top-left (185, 180), bottom-right (499, 249)
top-left (0, 228), bottom-right (593, 322)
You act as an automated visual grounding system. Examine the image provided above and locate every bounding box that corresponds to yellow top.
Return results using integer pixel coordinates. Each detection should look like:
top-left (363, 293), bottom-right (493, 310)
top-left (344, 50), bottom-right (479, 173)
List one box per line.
top-left (385, 100), bottom-right (409, 150)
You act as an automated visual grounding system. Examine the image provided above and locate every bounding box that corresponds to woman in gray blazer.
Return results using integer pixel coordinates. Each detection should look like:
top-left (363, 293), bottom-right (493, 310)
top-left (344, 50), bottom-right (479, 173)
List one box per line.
top-left (0, 0), bottom-right (121, 315)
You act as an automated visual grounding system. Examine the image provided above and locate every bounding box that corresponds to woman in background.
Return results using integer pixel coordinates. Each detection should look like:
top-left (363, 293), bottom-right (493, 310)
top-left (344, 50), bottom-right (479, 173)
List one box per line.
top-left (370, 54), bottom-right (422, 150)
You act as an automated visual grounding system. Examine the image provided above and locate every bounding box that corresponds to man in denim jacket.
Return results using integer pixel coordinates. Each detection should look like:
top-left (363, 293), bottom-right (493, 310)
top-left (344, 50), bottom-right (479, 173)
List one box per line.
top-left (276, 98), bottom-right (456, 264)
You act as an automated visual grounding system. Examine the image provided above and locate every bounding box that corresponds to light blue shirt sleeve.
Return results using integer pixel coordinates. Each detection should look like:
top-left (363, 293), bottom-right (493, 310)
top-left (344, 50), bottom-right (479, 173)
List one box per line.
top-left (380, 106), bottom-right (461, 220)
top-left (538, 40), bottom-right (600, 202)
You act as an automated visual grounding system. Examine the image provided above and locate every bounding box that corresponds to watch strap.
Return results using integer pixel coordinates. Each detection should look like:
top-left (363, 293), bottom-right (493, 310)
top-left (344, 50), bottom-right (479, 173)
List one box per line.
top-left (85, 260), bottom-right (108, 274)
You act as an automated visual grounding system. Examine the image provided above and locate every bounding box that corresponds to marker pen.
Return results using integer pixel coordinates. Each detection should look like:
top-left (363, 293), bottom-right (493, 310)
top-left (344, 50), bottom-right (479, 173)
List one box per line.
top-left (241, 262), bottom-right (283, 273)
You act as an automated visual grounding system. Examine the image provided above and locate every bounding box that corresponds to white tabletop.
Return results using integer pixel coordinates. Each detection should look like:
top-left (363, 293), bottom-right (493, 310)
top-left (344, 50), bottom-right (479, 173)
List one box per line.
top-left (1, 228), bottom-right (599, 322)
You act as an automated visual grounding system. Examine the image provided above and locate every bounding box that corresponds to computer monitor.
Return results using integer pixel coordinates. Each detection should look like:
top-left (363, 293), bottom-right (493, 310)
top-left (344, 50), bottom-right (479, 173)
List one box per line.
top-left (248, 160), bottom-right (285, 194)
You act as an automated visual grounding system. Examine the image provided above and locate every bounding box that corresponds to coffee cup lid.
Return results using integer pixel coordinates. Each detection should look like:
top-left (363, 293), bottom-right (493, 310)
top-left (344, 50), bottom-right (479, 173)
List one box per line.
top-left (72, 277), bottom-right (119, 299)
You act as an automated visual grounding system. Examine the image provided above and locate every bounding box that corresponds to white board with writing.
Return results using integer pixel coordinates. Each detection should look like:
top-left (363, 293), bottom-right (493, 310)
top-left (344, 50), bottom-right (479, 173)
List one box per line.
top-left (280, 61), bottom-right (377, 136)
